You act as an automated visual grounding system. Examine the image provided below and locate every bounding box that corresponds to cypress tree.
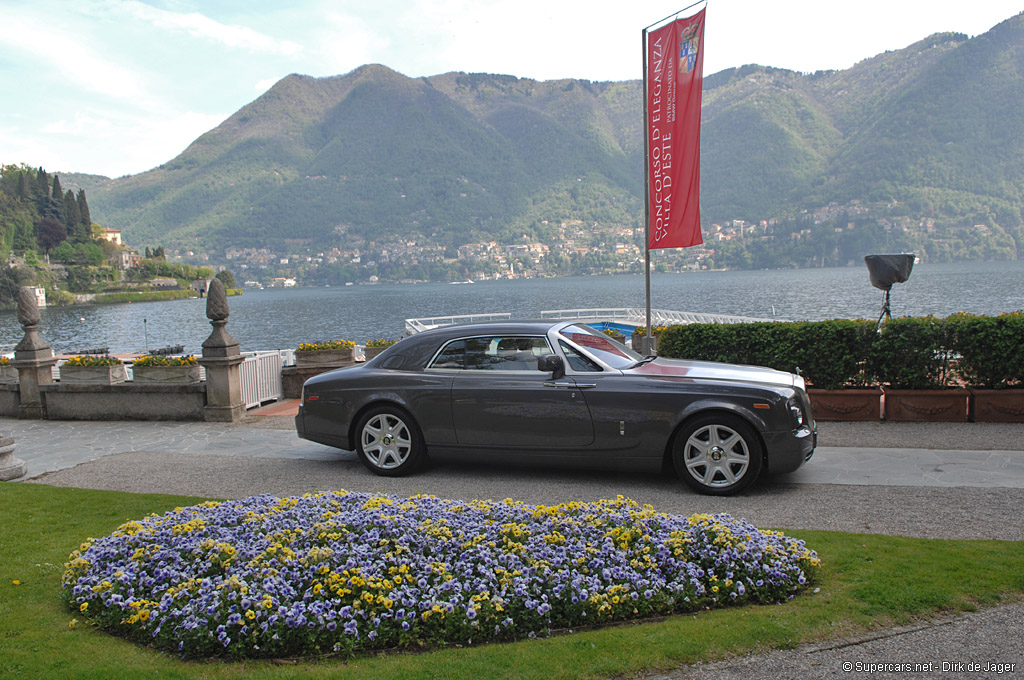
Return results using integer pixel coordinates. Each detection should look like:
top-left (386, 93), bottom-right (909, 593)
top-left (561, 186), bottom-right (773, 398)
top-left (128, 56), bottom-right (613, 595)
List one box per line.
top-left (34, 168), bottom-right (49, 209)
top-left (44, 175), bottom-right (64, 223)
top-left (64, 190), bottom-right (81, 237)
top-left (77, 189), bottom-right (91, 232)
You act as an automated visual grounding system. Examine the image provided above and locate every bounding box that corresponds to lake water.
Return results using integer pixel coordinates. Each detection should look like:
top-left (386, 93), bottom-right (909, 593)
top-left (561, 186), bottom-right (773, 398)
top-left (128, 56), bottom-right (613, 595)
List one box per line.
top-left (2, 260), bottom-right (1022, 355)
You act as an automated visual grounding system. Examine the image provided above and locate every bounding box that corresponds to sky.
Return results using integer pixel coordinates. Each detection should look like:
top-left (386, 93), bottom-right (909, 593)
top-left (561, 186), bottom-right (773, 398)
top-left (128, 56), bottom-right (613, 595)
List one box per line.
top-left (1, 0), bottom-right (1021, 179)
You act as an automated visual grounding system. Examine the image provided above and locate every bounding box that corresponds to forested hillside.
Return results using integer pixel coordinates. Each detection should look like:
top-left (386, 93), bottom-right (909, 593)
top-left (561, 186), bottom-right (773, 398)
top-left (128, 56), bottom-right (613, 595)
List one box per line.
top-left (69, 12), bottom-right (1024, 269)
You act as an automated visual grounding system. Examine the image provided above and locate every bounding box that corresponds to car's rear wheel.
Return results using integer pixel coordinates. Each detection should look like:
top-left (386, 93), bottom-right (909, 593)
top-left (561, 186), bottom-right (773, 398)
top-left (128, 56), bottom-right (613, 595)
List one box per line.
top-left (671, 413), bottom-right (763, 495)
top-left (355, 405), bottom-right (426, 477)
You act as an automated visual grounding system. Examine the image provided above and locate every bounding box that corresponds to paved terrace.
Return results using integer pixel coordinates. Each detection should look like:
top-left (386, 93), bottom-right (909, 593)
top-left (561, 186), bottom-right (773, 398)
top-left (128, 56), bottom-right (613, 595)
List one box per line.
top-left (3, 404), bottom-right (1023, 541)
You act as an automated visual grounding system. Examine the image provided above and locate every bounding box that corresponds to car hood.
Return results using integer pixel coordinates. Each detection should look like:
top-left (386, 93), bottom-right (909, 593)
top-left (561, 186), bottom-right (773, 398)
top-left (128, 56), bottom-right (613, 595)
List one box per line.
top-left (629, 357), bottom-right (803, 389)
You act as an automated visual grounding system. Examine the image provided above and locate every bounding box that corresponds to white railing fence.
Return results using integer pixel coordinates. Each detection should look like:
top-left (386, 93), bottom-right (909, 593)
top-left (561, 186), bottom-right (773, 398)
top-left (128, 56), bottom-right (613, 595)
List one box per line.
top-left (405, 312), bottom-right (512, 335)
top-left (405, 308), bottom-right (783, 334)
top-left (240, 351), bottom-right (283, 409)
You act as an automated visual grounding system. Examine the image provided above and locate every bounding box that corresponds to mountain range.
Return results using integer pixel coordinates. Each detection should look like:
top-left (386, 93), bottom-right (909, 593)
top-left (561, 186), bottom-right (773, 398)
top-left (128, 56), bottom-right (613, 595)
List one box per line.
top-left (70, 11), bottom-right (1024, 261)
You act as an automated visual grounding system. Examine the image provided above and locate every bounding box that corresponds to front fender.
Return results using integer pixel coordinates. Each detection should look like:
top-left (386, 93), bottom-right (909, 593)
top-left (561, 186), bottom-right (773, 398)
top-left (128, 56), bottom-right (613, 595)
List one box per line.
top-left (675, 398), bottom-right (770, 434)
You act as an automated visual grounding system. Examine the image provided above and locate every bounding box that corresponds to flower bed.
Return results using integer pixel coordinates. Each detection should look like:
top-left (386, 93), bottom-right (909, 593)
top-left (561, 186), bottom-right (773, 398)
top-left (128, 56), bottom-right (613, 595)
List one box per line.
top-left (62, 493), bottom-right (818, 660)
top-left (297, 340), bottom-right (355, 352)
top-left (63, 355), bottom-right (122, 367)
top-left (133, 355), bottom-right (198, 367)
top-left (60, 355), bottom-right (128, 384)
top-left (364, 339), bottom-right (397, 360)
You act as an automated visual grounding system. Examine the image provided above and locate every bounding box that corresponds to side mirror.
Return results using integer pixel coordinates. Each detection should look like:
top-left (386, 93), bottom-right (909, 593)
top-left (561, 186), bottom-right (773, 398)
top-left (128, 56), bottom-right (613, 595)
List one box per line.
top-left (538, 354), bottom-right (565, 380)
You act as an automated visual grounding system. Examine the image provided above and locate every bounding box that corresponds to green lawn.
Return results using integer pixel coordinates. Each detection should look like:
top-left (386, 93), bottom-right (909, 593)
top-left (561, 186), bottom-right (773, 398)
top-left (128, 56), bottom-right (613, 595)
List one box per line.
top-left (2, 483), bottom-right (1022, 680)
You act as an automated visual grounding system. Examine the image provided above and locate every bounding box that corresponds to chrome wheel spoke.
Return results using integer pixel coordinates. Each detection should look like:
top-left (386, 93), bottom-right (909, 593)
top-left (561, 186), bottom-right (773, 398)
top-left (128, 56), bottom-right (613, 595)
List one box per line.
top-left (683, 424), bottom-right (749, 488)
top-left (362, 414), bottom-right (411, 469)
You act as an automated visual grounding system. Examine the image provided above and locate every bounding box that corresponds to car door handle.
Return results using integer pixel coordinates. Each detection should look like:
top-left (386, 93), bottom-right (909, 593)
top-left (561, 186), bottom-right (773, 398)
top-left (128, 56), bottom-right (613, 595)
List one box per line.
top-left (543, 381), bottom-right (596, 389)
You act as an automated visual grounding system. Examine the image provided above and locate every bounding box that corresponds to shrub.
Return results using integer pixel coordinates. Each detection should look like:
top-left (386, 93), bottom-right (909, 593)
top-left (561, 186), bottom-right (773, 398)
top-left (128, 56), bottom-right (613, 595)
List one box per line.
top-left (946, 312), bottom-right (1024, 389)
top-left (659, 321), bottom-right (876, 388)
top-left (785, 319), bottom-right (876, 389)
top-left (868, 316), bottom-right (953, 389)
top-left (365, 338), bottom-right (397, 348)
top-left (659, 322), bottom-right (741, 364)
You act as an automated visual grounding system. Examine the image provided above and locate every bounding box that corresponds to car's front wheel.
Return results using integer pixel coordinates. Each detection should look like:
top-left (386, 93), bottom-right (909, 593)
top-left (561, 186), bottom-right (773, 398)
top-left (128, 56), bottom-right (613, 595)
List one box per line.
top-left (355, 405), bottom-right (426, 477)
top-left (671, 413), bottom-right (763, 495)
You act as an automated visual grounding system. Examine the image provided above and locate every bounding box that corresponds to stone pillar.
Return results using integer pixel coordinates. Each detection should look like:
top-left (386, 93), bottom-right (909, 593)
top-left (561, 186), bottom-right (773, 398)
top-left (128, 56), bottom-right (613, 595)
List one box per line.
top-left (198, 278), bottom-right (244, 422)
top-left (12, 286), bottom-right (57, 419)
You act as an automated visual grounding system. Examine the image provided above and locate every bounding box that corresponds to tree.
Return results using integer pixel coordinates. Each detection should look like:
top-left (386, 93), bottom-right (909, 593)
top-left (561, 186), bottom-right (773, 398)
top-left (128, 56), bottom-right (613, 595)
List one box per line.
top-left (0, 265), bottom-right (35, 305)
top-left (215, 269), bottom-right (237, 289)
top-left (34, 168), bottom-right (48, 208)
top-left (10, 210), bottom-right (36, 253)
top-left (17, 172), bottom-right (29, 201)
top-left (76, 189), bottom-right (91, 231)
top-left (36, 216), bottom-right (67, 253)
top-left (64, 190), bottom-right (81, 236)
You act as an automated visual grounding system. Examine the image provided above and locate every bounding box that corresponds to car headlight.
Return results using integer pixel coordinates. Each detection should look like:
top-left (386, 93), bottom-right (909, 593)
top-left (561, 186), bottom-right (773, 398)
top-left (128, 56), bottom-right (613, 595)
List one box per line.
top-left (788, 399), bottom-right (805, 427)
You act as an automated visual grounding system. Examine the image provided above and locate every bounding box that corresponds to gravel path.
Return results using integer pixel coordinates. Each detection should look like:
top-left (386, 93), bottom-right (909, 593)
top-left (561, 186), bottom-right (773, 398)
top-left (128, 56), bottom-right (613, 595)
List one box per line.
top-left (643, 602), bottom-right (1023, 679)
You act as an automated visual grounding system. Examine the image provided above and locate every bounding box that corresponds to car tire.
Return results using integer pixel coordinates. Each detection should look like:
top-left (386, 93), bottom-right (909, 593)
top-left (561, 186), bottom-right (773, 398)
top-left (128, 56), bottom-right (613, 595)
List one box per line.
top-left (671, 413), bottom-right (763, 495)
top-left (355, 405), bottom-right (426, 477)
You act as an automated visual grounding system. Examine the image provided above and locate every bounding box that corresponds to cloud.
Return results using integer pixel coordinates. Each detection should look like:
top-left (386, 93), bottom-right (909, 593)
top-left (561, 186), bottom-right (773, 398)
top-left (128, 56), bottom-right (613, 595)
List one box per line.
top-left (4, 108), bottom-right (228, 177)
top-left (0, 9), bottom-right (154, 105)
top-left (305, 9), bottom-right (389, 76)
top-left (112, 0), bottom-right (302, 56)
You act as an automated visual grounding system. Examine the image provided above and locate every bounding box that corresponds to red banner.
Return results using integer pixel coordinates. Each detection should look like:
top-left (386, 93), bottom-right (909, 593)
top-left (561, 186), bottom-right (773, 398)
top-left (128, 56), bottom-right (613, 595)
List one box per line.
top-left (646, 9), bottom-right (705, 249)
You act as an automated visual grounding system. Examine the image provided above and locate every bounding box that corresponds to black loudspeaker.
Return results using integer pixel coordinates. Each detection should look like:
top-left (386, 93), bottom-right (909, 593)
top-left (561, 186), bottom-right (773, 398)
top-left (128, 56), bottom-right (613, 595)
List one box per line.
top-left (864, 254), bottom-right (915, 329)
top-left (865, 254), bottom-right (915, 291)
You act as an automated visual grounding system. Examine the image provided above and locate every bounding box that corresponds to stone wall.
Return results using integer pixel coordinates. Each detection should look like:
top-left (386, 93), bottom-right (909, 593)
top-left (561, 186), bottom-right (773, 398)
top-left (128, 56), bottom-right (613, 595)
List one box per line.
top-left (39, 384), bottom-right (206, 420)
top-left (0, 384), bottom-right (19, 417)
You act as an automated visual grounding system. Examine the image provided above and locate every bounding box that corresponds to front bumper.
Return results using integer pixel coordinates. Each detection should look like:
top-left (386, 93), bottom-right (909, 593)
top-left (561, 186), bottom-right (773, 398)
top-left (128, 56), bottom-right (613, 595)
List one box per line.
top-left (763, 426), bottom-right (816, 474)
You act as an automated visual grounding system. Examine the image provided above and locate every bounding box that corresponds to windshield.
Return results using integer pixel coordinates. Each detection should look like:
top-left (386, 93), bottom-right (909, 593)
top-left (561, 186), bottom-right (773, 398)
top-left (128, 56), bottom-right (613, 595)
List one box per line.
top-left (558, 324), bottom-right (643, 370)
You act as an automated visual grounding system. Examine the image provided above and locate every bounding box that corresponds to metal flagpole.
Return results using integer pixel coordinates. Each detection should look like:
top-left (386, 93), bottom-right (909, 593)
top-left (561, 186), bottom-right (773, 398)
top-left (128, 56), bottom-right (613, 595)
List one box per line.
top-left (642, 0), bottom-right (706, 354)
top-left (642, 27), bottom-right (652, 351)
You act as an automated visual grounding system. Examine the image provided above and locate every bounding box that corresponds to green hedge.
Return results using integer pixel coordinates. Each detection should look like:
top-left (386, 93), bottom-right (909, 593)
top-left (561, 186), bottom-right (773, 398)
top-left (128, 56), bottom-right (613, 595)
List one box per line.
top-left (657, 314), bottom-right (1023, 390)
top-left (945, 312), bottom-right (1024, 389)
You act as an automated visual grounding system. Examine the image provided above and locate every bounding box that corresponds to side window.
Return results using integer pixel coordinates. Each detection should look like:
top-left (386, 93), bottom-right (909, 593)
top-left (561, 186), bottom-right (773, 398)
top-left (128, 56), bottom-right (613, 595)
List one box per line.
top-left (429, 340), bottom-right (465, 369)
top-left (465, 336), bottom-right (552, 371)
top-left (560, 340), bottom-right (601, 372)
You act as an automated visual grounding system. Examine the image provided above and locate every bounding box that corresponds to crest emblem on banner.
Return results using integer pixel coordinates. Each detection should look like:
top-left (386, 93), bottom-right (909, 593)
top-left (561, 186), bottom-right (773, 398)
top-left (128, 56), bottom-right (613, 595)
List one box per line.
top-left (679, 22), bottom-right (701, 73)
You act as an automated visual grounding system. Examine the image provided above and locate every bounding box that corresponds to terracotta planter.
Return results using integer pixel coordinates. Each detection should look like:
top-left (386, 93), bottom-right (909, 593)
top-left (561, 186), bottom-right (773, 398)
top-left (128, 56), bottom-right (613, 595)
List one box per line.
top-left (60, 364), bottom-right (128, 385)
top-left (0, 365), bottom-right (18, 384)
top-left (295, 348), bottom-right (355, 367)
top-left (969, 388), bottom-right (1024, 423)
top-left (883, 388), bottom-right (969, 422)
top-left (133, 365), bottom-right (203, 385)
top-left (807, 387), bottom-right (882, 421)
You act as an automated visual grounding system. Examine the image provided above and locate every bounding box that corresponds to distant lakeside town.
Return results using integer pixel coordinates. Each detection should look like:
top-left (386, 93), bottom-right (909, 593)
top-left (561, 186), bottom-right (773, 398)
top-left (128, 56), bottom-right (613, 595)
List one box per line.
top-left (177, 197), bottom-right (1018, 288)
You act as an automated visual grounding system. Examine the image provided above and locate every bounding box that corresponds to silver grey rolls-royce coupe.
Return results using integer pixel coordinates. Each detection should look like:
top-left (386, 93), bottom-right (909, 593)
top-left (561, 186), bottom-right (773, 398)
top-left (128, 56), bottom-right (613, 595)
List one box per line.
top-left (295, 321), bottom-right (816, 495)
